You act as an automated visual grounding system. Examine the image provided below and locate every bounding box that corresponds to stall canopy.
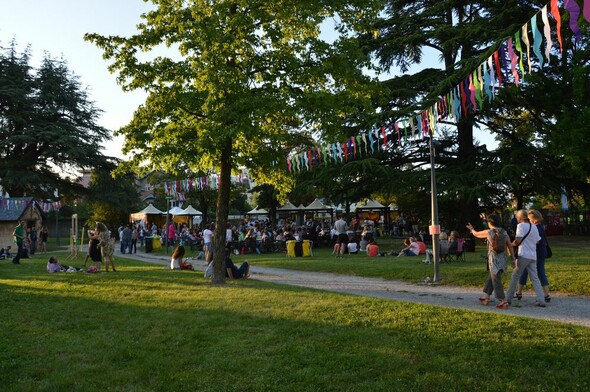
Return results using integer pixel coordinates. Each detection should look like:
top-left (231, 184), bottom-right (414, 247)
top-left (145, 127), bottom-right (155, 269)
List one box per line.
top-left (130, 204), bottom-right (165, 226)
top-left (304, 198), bottom-right (334, 221)
top-left (246, 206), bottom-right (269, 221)
top-left (173, 205), bottom-right (202, 226)
top-left (168, 206), bottom-right (184, 215)
top-left (354, 199), bottom-right (390, 227)
top-left (178, 205), bottom-right (202, 216)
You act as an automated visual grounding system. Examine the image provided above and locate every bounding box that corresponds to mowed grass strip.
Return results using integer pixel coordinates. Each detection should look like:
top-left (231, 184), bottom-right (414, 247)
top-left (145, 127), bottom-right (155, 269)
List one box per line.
top-left (1, 253), bottom-right (589, 391)
top-left (244, 236), bottom-right (590, 296)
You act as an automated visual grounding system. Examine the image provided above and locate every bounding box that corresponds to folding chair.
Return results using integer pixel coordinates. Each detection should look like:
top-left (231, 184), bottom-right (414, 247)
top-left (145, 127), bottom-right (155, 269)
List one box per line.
top-left (451, 238), bottom-right (466, 262)
top-left (439, 240), bottom-right (450, 263)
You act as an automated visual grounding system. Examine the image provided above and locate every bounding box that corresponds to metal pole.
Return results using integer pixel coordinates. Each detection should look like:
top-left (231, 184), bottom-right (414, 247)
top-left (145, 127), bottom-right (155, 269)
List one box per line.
top-left (429, 136), bottom-right (440, 282)
top-left (55, 207), bottom-right (60, 247)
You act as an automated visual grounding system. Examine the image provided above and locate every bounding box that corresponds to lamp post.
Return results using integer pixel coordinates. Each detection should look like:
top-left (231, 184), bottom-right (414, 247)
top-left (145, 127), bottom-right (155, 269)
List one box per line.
top-left (429, 136), bottom-right (441, 283)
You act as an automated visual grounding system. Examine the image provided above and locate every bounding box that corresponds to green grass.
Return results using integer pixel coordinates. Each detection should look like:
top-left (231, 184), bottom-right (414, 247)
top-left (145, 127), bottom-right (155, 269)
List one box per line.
top-left (1, 241), bottom-right (589, 391)
top-left (237, 236), bottom-right (590, 296)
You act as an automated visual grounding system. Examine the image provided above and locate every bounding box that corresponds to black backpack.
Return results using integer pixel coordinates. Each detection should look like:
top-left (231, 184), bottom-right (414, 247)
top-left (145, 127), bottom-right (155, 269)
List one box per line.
top-left (491, 228), bottom-right (506, 253)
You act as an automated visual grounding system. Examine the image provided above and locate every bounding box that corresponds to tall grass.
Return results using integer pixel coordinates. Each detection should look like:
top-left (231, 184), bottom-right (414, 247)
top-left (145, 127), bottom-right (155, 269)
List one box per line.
top-left (1, 250), bottom-right (589, 391)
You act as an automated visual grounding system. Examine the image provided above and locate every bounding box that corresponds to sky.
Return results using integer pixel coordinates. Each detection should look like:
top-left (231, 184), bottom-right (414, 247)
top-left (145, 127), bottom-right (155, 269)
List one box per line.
top-left (1, 0), bottom-right (497, 161)
top-left (0, 0), bottom-right (151, 158)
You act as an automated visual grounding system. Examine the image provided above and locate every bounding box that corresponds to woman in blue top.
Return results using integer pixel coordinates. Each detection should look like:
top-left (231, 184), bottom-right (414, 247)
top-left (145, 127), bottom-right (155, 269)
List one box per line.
top-left (515, 209), bottom-right (551, 302)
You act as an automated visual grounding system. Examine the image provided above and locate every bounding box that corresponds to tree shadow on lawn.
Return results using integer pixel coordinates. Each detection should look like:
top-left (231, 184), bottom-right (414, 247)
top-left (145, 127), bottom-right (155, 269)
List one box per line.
top-left (1, 279), bottom-right (589, 391)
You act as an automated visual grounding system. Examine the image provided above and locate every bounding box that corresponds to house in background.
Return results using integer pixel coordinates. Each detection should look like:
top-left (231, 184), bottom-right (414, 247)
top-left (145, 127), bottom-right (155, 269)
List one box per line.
top-left (0, 197), bottom-right (44, 249)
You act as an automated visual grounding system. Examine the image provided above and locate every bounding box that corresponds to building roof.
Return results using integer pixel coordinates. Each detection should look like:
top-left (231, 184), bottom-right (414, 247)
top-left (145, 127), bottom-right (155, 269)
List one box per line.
top-left (0, 197), bottom-right (35, 222)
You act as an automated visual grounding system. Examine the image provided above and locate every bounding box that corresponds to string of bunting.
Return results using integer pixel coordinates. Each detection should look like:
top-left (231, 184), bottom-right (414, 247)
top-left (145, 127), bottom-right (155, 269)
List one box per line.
top-left (287, 0), bottom-right (590, 174)
top-left (163, 171), bottom-right (250, 198)
top-left (0, 198), bottom-right (62, 212)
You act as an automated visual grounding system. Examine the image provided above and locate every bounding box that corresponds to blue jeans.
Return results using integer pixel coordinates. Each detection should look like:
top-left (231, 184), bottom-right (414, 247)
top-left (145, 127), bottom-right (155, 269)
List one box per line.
top-left (519, 256), bottom-right (548, 286)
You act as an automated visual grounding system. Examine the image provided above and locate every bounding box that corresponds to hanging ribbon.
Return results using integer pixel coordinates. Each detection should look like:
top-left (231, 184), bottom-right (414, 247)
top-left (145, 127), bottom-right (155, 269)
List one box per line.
top-left (564, 0), bottom-right (582, 43)
top-left (507, 37), bottom-right (520, 86)
top-left (521, 23), bottom-right (533, 74)
top-left (541, 5), bottom-right (552, 64)
top-left (550, 0), bottom-right (564, 53)
top-left (531, 15), bottom-right (544, 68)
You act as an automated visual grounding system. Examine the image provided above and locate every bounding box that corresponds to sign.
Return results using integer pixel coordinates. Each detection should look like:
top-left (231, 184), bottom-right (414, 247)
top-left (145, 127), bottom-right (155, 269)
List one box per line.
top-left (429, 225), bottom-right (441, 235)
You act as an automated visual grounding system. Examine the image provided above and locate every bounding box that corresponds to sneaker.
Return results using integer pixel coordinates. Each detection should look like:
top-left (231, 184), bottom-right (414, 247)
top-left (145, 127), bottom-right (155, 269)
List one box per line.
top-left (479, 297), bottom-right (490, 305)
top-left (496, 300), bottom-right (510, 309)
top-left (535, 302), bottom-right (546, 308)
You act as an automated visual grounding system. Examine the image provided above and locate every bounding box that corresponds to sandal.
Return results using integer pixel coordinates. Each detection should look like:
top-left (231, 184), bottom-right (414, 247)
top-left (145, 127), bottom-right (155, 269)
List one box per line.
top-left (514, 292), bottom-right (522, 300)
top-left (544, 295), bottom-right (551, 303)
top-left (479, 297), bottom-right (490, 305)
top-left (496, 300), bottom-right (510, 309)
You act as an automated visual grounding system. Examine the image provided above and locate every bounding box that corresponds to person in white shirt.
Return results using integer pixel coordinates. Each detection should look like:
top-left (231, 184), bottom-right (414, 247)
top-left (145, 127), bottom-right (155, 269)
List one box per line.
top-left (347, 241), bottom-right (359, 254)
top-left (203, 224), bottom-right (214, 261)
top-left (500, 209), bottom-right (546, 309)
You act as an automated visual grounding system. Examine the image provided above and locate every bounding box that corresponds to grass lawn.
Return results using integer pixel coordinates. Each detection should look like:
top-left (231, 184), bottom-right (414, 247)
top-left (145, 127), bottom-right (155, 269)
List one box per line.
top-left (1, 238), bottom-right (589, 391)
top-left (225, 235), bottom-right (590, 296)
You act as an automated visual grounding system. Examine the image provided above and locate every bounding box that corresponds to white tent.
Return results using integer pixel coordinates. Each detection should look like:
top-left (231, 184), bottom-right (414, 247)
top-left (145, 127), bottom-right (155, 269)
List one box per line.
top-left (178, 205), bottom-right (202, 216)
top-left (168, 206), bottom-right (184, 215)
top-left (129, 204), bottom-right (165, 225)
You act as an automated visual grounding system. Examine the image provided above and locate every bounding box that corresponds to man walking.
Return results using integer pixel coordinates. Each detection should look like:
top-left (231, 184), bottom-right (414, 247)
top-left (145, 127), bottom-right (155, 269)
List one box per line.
top-left (334, 216), bottom-right (348, 258)
top-left (12, 220), bottom-right (25, 264)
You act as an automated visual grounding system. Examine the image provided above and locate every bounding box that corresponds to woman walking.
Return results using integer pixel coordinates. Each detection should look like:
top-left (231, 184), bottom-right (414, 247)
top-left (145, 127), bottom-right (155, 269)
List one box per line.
top-left (515, 209), bottom-right (551, 302)
top-left (467, 214), bottom-right (515, 305)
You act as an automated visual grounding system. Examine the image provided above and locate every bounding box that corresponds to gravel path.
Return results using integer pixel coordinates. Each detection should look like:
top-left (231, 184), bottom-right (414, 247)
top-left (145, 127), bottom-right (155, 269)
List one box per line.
top-left (124, 252), bottom-right (590, 328)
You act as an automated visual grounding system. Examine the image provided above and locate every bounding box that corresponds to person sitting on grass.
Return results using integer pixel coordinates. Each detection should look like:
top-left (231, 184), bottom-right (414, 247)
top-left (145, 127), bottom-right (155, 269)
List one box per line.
top-left (170, 245), bottom-right (193, 270)
top-left (397, 237), bottom-right (419, 257)
top-left (47, 256), bottom-right (81, 273)
top-left (225, 249), bottom-right (250, 279)
top-left (347, 238), bottom-right (359, 254)
top-left (367, 238), bottom-right (381, 257)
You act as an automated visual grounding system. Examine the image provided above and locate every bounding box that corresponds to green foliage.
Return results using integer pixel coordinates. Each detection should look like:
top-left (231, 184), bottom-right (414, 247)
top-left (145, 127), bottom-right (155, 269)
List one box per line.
top-left (86, 0), bottom-right (384, 282)
top-left (0, 41), bottom-right (111, 198)
top-left (86, 161), bottom-right (141, 229)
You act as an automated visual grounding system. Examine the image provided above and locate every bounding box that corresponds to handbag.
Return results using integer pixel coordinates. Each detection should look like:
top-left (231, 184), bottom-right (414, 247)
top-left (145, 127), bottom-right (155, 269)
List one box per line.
top-left (514, 223), bottom-right (532, 259)
top-left (546, 240), bottom-right (553, 259)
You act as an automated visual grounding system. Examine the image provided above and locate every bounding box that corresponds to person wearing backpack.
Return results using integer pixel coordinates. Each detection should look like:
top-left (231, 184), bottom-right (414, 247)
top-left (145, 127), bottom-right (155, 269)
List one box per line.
top-left (467, 214), bottom-right (515, 306)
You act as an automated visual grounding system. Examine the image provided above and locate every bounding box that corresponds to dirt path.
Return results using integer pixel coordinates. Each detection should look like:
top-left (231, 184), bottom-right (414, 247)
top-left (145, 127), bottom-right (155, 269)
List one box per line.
top-left (123, 251), bottom-right (590, 328)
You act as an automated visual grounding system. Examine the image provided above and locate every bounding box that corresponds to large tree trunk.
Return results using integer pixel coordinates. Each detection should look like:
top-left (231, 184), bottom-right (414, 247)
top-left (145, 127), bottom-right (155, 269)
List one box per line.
top-left (454, 116), bottom-right (481, 233)
top-left (210, 139), bottom-right (232, 285)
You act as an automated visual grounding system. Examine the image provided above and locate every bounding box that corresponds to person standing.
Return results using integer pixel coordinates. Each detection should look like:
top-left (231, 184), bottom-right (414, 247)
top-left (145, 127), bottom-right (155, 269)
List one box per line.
top-left (121, 224), bottom-right (132, 254)
top-left (39, 226), bottom-right (49, 253)
top-left (96, 222), bottom-right (116, 272)
top-left (499, 210), bottom-right (546, 308)
top-left (203, 224), bottom-right (214, 261)
top-left (11, 220), bottom-right (26, 264)
top-left (515, 209), bottom-right (551, 302)
top-left (130, 225), bottom-right (138, 254)
top-left (85, 229), bottom-right (102, 268)
top-left (467, 214), bottom-right (514, 305)
top-left (29, 226), bottom-right (38, 255)
top-left (334, 216), bottom-right (347, 258)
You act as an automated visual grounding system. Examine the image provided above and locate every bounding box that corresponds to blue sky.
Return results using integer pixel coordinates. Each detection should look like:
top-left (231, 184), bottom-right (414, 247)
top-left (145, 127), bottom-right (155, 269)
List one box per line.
top-left (0, 0), bottom-right (150, 158)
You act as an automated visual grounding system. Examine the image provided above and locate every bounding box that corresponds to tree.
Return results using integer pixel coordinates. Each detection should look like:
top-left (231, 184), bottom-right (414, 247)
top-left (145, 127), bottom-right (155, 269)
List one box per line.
top-left (361, 1), bottom-right (544, 230)
top-left (86, 160), bottom-right (142, 232)
top-left (0, 41), bottom-right (112, 199)
top-left (86, 0), bottom-right (382, 284)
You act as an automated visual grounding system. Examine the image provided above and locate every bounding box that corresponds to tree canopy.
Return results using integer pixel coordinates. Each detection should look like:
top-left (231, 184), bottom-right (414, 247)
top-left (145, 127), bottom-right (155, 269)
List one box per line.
top-left (86, 0), bottom-right (383, 283)
top-left (0, 41), bottom-right (111, 199)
